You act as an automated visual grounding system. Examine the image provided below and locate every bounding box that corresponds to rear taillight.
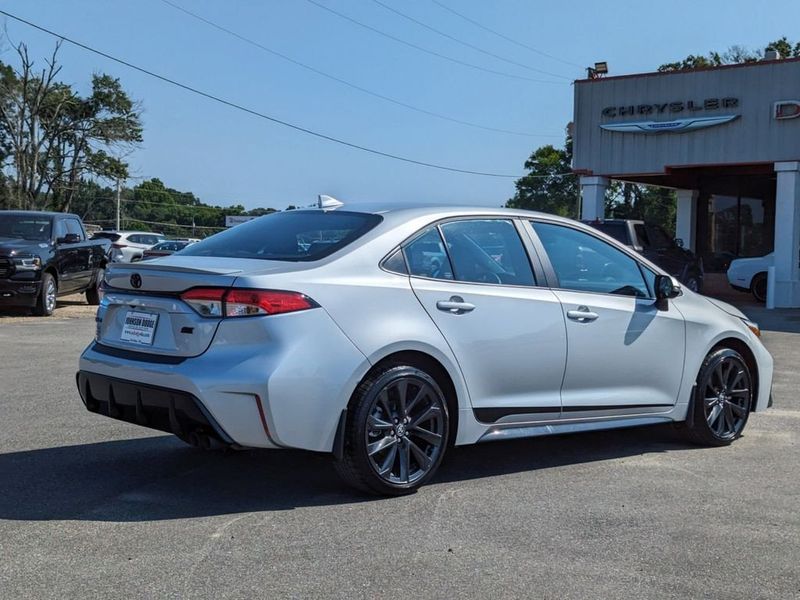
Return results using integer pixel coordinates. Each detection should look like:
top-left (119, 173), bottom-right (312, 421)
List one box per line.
top-left (180, 288), bottom-right (316, 318)
top-left (111, 243), bottom-right (127, 249)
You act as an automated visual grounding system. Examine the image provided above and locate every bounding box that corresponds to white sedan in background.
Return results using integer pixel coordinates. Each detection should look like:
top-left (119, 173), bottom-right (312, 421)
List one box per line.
top-left (727, 253), bottom-right (772, 303)
top-left (77, 203), bottom-right (773, 495)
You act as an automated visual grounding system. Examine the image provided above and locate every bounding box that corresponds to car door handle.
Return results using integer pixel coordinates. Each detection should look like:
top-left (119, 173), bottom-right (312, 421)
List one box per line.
top-left (566, 306), bottom-right (599, 322)
top-left (436, 296), bottom-right (475, 314)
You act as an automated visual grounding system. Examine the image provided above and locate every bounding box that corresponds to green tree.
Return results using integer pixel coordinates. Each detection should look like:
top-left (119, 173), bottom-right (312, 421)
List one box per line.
top-left (505, 136), bottom-right (579, 218)
top-left (659, 37), bottom-right (798, 71)
top-left (0, 42), bottom-right (142, 211)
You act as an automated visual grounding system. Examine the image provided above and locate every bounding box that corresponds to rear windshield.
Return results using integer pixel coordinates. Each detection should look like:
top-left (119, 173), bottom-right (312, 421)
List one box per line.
top-left (92, 232), bottom-right (121, 242)
top-left (590, 222), bottom-right (628, 244)
top-left (181, 210), bottom-right (383, 261)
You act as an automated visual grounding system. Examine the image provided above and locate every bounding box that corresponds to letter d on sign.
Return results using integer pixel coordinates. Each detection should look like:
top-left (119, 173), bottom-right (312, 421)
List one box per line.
top-left (774, 100), bottom-right (800, 120)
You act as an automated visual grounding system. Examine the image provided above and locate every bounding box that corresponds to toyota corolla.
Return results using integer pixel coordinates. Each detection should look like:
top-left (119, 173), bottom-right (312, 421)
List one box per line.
top-left (77, 203), bottom-right (773, 495)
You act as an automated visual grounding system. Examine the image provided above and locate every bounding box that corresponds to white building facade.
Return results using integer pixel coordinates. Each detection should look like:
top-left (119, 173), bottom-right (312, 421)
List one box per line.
top-left (572, 57), bottom-right (800, 307)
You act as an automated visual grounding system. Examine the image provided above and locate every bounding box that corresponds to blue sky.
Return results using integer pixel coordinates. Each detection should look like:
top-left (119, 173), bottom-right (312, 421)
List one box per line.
top-left (2, 1), bottom-right (798, 210)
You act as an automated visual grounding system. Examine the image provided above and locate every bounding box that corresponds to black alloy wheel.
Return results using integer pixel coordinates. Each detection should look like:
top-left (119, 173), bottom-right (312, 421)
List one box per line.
top-left (335, 365), bottom-right (449, 495)
top-left (685, 348), bottom-right (752, 446)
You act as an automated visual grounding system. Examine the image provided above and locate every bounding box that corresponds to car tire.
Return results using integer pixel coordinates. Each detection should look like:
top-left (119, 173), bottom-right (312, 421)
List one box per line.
top-left (684, 348), bottom-right (752, 447)
top-left (86, 268), bottom-right (104, 306)
top-left (751, 273), bottom-right (767, 303)
top-left (33, 272), bottom-right (57, 317)
top-left (334, 364), bottom-right (449, 495)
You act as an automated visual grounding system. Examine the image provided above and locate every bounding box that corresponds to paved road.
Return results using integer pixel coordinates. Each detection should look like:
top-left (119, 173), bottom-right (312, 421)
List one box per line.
top-left (0, 314), bottom-right (798, 599)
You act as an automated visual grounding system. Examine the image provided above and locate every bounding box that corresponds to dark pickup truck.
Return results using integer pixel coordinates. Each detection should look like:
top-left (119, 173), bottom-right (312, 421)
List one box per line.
top-left (584, 219), bottom-right (705, 293)
top-left (0, 211), bottom-right (110, 316)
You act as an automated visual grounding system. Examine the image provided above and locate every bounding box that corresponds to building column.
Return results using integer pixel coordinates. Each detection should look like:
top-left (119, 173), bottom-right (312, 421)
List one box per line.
top-left (675, 189), bottom-right (699, 252)
top-left (580, 176), bottom-right (609, 220)
top-left (772, 161), bottom-right (800, 308)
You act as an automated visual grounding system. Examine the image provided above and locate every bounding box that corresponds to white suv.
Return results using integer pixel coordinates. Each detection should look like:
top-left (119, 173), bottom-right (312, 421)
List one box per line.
top-left (93, 231), bottom-right (165, 263)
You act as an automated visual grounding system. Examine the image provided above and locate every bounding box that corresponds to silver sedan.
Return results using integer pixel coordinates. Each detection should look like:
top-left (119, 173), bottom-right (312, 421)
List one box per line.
top-left (77, 203), bottom-right (773, 495)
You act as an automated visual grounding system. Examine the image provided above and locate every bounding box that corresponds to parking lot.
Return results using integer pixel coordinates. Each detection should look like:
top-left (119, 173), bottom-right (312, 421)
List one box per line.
top-left (0, 299), bottom-right (798, 599)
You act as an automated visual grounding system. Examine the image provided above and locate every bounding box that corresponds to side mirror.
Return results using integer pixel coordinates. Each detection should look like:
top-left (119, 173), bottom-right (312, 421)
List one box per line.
top-left (58, 233), bottom-right (81, 244)
top-left (655, 274), bottom-right (681, 300)
top-left (674, 238), bottom-right (684, 248)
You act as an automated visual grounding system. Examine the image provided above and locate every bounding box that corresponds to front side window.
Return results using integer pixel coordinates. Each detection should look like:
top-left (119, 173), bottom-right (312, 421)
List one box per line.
top-left (65, 219), bottom-right (85, 240)
top-left (404, 227), bottom-right (453, 280)
top-left (532, 222), bottom-right (650, 298)
top-left (440, 219), bottom-right (535, 286)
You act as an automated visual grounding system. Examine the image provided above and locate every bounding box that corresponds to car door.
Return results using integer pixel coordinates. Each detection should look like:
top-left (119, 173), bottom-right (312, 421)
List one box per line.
top-left (65, 218), bottom-right (92, 290)
top-left (406, 218), bottom-right (567, 423)
top-left (52, 219), bottom-right (78, 294)
top-left (528, 220), bottom-right (685, 417)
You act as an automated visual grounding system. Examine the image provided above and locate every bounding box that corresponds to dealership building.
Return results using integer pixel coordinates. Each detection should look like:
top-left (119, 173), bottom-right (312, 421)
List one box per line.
top-left (573, 56), bottom-right (800, 307)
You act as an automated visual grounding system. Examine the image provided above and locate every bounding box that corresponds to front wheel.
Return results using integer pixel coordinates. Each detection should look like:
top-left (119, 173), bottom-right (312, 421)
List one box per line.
top-left (335, 365), bottom-right (449, 495)
top-left (684, 348), bottom-right (752, 446)
top-left (33, 272), bottom-right (57, 316)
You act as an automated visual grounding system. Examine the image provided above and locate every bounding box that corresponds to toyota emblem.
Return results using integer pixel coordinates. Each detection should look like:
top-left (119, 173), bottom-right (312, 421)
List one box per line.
top-left (130, 273), bottom-right (142, 289)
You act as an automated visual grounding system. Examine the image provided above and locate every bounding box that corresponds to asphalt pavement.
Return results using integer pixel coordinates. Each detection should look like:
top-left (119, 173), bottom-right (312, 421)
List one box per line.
top-left (0, 310), bottom-right (797, 599)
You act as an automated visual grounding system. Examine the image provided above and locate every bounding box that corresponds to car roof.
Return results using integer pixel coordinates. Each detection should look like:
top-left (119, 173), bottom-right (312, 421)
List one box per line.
top-left (293, 203), bottom-right (574, 227)
top-left (0, 210), bottom-right (80, 219)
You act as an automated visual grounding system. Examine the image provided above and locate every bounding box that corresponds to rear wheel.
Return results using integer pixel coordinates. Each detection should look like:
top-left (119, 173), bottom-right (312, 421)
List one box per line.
top-left (684, 348), bottom-right (752, 446)
top-left (335, 365), bottom-right (449, 495)
top-left (86, 268), bottom-right (104, 305)
top-left (751, 273), bottom-right (767, 303)
top-left (33, 272), bottom-right (57, 316)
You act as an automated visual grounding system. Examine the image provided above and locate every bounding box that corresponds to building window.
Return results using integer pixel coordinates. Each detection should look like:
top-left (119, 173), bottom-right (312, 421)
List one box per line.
top-left (703, 194), bottom-right (774, 271)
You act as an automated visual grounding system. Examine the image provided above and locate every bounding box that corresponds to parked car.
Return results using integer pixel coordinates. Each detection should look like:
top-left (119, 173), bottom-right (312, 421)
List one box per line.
top-left (727, 253), bottom-right (772, 303)
top-left (0, 211), bottom-right (110, 316)
top-left (77, 205), bottom-right (772, 495)
top-left (583, 219), bottom-right (705, 292)
top-left (92, 230), bottom-right (165, 263)
top-left (139, 240), bottom-right (195, 261)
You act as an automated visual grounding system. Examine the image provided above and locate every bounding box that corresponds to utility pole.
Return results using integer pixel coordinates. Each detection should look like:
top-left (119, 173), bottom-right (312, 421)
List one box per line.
top-left (115, 179), bottom-right (121, 231)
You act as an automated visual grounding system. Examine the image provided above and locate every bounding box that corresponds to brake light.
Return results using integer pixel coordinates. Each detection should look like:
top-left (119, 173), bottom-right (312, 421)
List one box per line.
top-left (112, 243), bottom-right (127, 249)
top-left (180, 288), bottom-right (316, 318)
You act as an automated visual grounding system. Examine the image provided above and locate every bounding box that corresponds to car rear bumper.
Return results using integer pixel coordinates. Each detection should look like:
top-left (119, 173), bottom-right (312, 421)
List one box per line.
top-left (76, 370), bottom-right (236, 445)
top-left (0, 278), bottom-right (41, 308)
top-left (78, 308), bottom-right (370, 451)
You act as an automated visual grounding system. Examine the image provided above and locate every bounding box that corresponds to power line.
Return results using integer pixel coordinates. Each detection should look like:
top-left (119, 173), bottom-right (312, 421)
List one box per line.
top-left (0, 9), bottom-right (529, 179)
top-left (303, 0), bottom-right (567, 84)
top-left (159, 0), bottom-right (560, 139)
top-left (367, 0), bottom-right (571, 80)
top-left (430, 0), bottom-right (584, 70)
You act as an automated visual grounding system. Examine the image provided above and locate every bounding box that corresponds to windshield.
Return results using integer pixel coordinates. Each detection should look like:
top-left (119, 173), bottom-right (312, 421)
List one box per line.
top-left (0, 215), bottom-right (52, 242)
top-left (181, 210), bottom-right (382, 261)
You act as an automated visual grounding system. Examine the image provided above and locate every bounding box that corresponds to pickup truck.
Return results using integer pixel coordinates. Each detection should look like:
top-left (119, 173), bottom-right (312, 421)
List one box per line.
top-left (0, 211), bottom-right (111, 316)
top-left (584, 218), bottom-right (705, 293)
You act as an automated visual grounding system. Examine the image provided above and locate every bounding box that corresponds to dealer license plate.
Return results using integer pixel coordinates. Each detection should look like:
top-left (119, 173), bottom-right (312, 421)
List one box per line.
top-left (120, 310), bottom-right (159, 345)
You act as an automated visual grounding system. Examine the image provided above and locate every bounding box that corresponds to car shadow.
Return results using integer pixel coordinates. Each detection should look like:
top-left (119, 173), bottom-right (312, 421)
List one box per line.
top-left (0, 424), bottom-right (697, 522)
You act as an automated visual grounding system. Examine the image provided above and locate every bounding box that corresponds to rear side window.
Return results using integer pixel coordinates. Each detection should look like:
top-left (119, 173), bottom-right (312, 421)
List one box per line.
top-left (92, 232), bottom-right (121, 242)
top-left (181, 210), bottom-right (382, 261)
top-left (404, 228), bottom-right (454, 280)
top-left (440, 219), bottom-right (535, 286)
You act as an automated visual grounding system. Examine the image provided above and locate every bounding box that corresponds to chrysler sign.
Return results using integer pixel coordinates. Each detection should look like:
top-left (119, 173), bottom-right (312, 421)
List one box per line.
top-left (600, 114), bottom-right (739, 134)
top-left (601, 97), bottom-right (739, 118)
